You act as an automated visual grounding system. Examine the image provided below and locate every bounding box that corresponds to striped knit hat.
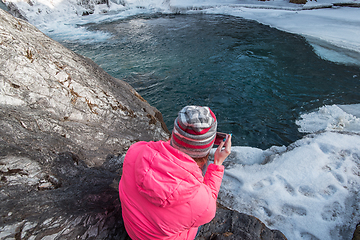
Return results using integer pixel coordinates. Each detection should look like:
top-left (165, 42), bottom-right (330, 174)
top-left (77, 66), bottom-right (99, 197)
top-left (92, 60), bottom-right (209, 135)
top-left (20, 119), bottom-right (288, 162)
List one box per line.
top-left (170, 106), bottom-right (217, 158)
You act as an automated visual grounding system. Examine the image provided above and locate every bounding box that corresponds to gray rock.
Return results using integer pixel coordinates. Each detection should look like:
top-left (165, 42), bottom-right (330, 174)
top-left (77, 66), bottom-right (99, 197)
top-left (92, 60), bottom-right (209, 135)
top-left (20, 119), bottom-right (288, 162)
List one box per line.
top-left (0, 151), bottom-right (130, 240)
top-left (1, 1), bottom-right (27, 20)
top-left (0, 8), bottom-right (170, 167)
top-left (196, 204), bottom-right (287, 240)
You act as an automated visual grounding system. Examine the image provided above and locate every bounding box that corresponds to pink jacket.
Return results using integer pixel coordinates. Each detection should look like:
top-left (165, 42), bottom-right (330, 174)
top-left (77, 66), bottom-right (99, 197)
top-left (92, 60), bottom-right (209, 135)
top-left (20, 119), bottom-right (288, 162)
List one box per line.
top-left (119, 141), bottom-right (224, 240)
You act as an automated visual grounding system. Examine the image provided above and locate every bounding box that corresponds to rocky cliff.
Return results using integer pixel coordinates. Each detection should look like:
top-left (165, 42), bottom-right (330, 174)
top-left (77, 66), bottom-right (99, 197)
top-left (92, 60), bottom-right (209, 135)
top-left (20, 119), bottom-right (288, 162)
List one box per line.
top-left (0, 7), bottom-right (168, 238)
top-left (0, 7), bottom-right (170, 167)
top-left (0, 8), bottom-right (287, 239)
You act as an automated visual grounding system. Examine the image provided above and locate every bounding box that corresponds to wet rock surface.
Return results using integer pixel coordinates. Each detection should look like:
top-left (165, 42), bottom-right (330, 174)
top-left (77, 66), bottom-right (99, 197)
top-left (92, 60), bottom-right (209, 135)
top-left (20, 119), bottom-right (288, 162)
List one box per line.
top-left (0, 8), bottom-right (288, 240)
top-left (354, 223), bottom-right (360, 240)
top-left (196, 203), bottom-right (287, 240)
top-left (0, 152), bottom-right (128, 239)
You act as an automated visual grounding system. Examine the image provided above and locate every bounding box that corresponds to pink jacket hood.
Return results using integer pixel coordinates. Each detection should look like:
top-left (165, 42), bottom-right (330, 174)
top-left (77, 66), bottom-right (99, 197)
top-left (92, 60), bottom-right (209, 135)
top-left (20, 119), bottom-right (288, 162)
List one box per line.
top-left (135, 141), bottom-right (203, 208)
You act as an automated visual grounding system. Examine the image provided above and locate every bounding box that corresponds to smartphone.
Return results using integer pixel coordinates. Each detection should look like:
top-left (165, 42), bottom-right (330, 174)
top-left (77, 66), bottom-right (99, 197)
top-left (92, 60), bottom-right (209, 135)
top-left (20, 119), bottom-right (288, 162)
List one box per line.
top-left (214, 132), bottom-right (227, 146)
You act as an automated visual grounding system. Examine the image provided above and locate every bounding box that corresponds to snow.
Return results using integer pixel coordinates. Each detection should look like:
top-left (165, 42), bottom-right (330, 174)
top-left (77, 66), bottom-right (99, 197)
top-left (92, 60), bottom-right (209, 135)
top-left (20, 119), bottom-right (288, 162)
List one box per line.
top-left (211, 104), bottom-right (360, 239)
top-left (296, 105), bottom-right (360, 133)
top-left (2, 0), bottom-right (360, 238)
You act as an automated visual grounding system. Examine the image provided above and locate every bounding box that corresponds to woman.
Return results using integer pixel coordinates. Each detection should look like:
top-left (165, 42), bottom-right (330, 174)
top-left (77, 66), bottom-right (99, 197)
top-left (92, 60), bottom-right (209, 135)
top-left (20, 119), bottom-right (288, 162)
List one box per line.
top-left (119, 106), bottom-right (232, 239)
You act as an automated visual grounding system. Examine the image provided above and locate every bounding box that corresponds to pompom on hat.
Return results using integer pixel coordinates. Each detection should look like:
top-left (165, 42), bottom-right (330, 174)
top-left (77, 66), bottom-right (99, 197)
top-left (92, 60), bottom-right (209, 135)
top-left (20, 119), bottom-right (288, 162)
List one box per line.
top-left (170, 106), bottom-right (217, 158)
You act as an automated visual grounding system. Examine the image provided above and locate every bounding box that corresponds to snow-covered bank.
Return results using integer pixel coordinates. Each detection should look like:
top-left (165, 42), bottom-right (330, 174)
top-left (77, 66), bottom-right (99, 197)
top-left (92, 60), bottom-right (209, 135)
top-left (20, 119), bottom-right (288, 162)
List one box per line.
top-left (213, 104), bottom-right (360, 239)
top-left (2, 0), bottom-right (360, 65)
top-left (200, 4), bottom-right (360, 65)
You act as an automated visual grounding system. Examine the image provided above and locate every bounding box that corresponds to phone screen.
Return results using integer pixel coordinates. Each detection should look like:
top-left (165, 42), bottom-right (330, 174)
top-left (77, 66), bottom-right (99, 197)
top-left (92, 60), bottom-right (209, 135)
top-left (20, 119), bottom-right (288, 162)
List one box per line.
top-left (214, 132), bottom-right (227, 145)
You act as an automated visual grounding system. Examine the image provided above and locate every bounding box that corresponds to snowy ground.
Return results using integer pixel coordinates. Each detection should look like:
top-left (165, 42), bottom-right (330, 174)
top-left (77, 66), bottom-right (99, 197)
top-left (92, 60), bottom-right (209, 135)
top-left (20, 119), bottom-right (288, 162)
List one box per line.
top-left (2, 0), bottom-right (360, 239)
top-left (212, 104), bottom-right (360, 239)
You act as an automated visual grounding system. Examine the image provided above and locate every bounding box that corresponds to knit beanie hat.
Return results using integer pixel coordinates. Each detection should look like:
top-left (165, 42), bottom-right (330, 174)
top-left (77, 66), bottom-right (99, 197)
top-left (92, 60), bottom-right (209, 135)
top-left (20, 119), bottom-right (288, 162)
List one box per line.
top-left (170, 106), bottom-right (217, 158)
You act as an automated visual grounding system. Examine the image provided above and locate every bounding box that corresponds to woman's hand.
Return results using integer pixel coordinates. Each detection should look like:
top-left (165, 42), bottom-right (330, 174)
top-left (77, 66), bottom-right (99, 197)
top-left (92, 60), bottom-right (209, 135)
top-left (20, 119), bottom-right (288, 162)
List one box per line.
top-left (214, 134), bottom-right (232, 166)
